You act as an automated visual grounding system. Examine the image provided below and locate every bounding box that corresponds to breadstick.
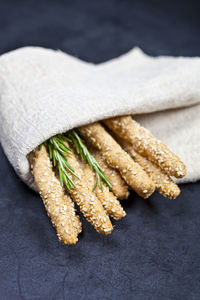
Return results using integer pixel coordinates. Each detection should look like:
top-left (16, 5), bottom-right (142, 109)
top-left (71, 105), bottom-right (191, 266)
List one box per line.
top-left (78, 122), bottom-right (155, 199)
top-left (30, 146), bottom-right (82, 245)
top-left (104, 116), bottom-right (186, 178)
top-left (118, 139), bottom-right (180, 199)
top-left (64, 142), bottom-right (113, 235)
top-left (79, 159), bottom-right (126, 220)
top-left (87, 145), bottom-right (129, 200)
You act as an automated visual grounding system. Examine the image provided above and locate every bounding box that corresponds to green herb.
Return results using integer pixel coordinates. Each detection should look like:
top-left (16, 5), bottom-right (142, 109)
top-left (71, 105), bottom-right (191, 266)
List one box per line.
top-left (44, 134), bottom-right (78, 193)
top-left (43, 131), bottom-right (112, 193)
top-left (67, 130), bottom-right (112, 190)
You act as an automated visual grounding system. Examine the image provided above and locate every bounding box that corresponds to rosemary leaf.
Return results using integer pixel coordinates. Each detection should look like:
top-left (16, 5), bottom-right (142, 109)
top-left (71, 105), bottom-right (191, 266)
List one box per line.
top-left (67, 129), bottom-right (112, 190)
top-left (44, 134), bottom-right (78, 193)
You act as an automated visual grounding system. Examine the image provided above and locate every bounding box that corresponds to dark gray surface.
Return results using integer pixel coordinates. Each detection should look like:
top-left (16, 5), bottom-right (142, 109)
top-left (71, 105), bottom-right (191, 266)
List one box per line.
top-left (0, 1), bottom-right (200, 299)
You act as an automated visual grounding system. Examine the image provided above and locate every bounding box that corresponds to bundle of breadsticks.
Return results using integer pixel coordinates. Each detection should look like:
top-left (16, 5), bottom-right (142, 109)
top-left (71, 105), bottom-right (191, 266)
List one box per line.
top-left (29, 115), bottom-right (186, 245)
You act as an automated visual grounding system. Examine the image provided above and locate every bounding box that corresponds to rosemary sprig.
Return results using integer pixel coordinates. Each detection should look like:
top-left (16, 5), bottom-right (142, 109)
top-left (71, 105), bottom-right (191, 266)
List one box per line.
top-left (67, 130), bottom-right (112, 190)
top-left (43, 130), bottom-right (112, 192)
top-left (44, 134), bottom-right (78, 193)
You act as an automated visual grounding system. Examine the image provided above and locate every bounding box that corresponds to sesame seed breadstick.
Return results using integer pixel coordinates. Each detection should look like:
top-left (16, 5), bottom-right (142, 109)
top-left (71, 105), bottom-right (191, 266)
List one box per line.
top-left (104, 116), bottom-right (186, 178)
top-left (30, 146), bottom-right (82, 245)
top-left (118, 139), bottom-right (180, 199)
top-left (78, 123), bottom-right (155, 199)
top-left (79, 159), bottom-right (126, 220)
top-left (87, 145), bottom-right (129, 200)
top-left (64, 142), bottom-right (113, 235)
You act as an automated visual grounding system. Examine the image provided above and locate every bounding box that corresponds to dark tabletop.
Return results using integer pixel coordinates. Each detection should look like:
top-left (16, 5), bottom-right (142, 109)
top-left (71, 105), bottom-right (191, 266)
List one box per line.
top-left (0, 1), bottom-right (200, 299)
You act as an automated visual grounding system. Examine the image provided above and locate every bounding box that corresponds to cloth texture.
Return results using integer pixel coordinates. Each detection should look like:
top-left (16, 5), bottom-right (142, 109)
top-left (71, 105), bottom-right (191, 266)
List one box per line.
top-left (0, 46), bottom-right (200, 189)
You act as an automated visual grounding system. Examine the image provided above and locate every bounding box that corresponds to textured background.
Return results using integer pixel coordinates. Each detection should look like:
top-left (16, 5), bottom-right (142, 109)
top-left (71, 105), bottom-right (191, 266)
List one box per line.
top-left (0, 0), bottom-right (200, 299)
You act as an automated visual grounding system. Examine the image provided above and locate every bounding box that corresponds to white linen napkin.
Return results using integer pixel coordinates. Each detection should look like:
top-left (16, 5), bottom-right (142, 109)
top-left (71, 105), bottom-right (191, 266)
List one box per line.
top-left (0, 46), bottom-right (199, 189)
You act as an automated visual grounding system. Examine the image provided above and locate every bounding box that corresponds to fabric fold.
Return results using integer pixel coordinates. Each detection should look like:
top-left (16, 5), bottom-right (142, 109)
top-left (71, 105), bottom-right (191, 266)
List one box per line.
top-left (0, 46), bottom-right (199, 188)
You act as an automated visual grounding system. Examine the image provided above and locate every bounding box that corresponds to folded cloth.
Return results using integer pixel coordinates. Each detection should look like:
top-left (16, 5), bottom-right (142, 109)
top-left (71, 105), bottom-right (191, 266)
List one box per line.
top-left (0, 46), bottom-right (199, 190)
